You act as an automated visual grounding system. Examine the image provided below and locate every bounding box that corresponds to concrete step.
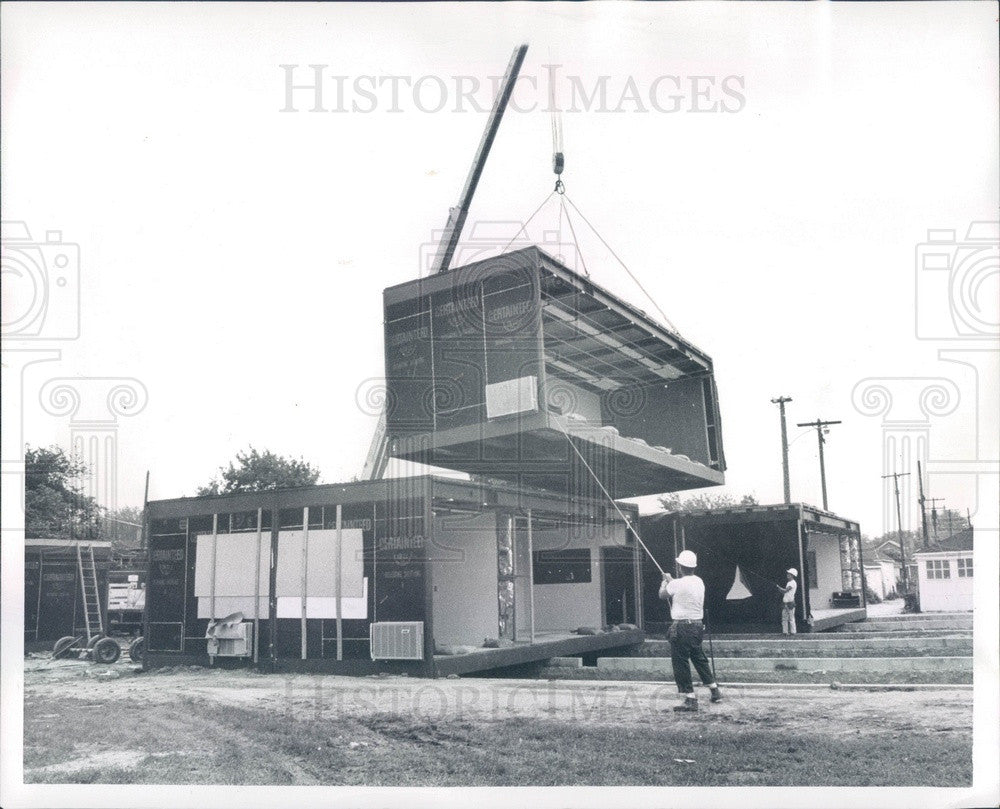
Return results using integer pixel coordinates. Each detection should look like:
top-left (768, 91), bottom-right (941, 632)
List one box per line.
top-left (595, 655), bottom-right (972, 676)
top-left (839, 617), bottom-right (973, 632)
top-left (537, 665), bottom-right (972, 686)
top-left (665, 628), bottom-right (972, 641)
top-left (868, 612), bottom-right (972, 623)
top-left (639, 637), bottom-right (973, 658)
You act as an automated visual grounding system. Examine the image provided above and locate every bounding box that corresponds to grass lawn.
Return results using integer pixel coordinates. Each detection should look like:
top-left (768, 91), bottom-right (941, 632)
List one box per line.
top-left (24, 695), bottom-right (972, 786)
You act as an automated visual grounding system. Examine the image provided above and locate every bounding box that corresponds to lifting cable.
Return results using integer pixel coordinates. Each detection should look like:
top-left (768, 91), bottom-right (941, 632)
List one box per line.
top-left (499, 191), bottom-right (556, 255)
top-left (498, 116), bottom-right (784, 595)
top-left (560, 193), bottom-right (678, 334)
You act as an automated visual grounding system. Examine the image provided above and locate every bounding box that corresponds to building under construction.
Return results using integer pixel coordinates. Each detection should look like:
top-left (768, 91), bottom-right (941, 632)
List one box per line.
top-left (24, 538), bottom-right (111, 644)
top-left (142, 245), bottom-right (727, 674)
top-left (641, 504), bottom-right (867, 634)
top-left (141, 42), bottom-right (852, 674)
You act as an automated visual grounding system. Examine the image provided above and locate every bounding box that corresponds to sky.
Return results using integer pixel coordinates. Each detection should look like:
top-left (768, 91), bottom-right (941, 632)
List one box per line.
top-left (2, 6), bottom-right (999, 809)
top-left (3, 2), bottom-right (998, 540)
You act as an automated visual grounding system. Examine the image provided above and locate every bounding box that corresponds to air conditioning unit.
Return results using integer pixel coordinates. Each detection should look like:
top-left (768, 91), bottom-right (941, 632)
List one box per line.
top-left (370, 621), bottom-right (424, 660)
top-left (207, 622), bottom-right (253, 658)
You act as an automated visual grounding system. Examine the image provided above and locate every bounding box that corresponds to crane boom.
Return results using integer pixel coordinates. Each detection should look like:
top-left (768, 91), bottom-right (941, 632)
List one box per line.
top-left (366, 44), bottom-right (528, 481)
top-left (429, 43), bottom-right (528, 275)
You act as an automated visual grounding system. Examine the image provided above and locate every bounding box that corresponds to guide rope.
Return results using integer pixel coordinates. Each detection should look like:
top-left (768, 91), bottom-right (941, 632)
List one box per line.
top-left (550, 416), bottom-right (665, 576)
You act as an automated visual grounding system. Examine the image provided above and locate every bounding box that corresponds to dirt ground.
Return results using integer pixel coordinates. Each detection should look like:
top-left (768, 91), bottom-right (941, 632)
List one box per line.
top-left (21, 656), bottom-right (973, 786)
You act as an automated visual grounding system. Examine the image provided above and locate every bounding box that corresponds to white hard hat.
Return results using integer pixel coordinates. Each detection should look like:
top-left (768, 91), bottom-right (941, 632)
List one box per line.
top-left (787, 568), bottom-right (798, 577)
top-left (676, 550), bottom-right (697, 568)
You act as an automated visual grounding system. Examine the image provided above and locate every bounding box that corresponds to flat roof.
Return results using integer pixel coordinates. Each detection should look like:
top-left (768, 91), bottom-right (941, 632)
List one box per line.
top-left (643, 503), bottom-right (861, 534)
top-left (25, 538), bottom-right (112, 549)
top-left (146, 474), bottom-right (638, 522)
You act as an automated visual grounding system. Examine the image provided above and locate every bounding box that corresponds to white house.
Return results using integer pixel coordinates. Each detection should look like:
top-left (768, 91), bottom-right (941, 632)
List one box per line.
top-left (914, 528), bottom-right (973, 613)
top-left (863, 553), bottom-right (901, 600)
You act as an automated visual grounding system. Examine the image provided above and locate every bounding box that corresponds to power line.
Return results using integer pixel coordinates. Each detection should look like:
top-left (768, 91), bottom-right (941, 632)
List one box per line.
top-left (796, 418), bottom-right (842, 511)
top-left (882, 470), bottom-right (911, 593)
top-left (771, 396), bottom-right (793, 504)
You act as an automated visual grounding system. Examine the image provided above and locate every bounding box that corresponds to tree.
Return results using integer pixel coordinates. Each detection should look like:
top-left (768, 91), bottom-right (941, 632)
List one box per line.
top-left (24, 445), bottom-right (103, 539)
top-left (99, 505), bottom-right (145, 554)
top-left (657, 491), bottom-right (759, 513)
top-left (197, 447), bottom-right (321, 496)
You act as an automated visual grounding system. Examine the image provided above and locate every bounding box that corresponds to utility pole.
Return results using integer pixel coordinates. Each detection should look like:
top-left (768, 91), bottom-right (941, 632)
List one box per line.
top-left (883, 471), bottom-right (911, 592)
top-left (796, 418), bottom-right (841, 511)
top-left (916, 460), bottom-right (931, 550)
top-left (927, 497), bottom-right (945, 539)
top-left (771, 396), bottom-right (793, 504)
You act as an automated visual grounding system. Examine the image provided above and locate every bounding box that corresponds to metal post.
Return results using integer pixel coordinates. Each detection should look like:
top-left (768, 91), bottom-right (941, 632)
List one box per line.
top-left (267, 503), bottom-right (279, 668)
top-left (797, 521), bottom-right (809, 627)
top-left (301, 507), bottom-right (309, 661)
top-left (335, 504), bottom-right (343, 662)
top-left (35, 551), bottom-right (44, 641)
top-left (210, 513), bottom-right (218, 623)
top-left (526, 509), bottom-right (535, 644)
top-left (141, 470), bottom-right (150, 550)
top-left (254, 507), bottom-right (262, 664)
top-left (771, 396), bottom-right (792, 504)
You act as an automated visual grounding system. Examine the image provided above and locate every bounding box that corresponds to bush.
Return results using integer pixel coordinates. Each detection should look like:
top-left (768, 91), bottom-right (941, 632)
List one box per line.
top-left (865, 587), bottom-right (882, 604)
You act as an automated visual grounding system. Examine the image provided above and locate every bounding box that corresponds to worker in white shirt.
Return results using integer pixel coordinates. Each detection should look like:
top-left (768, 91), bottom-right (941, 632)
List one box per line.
top-left (777, 568), bottom-right (798, 634)
top-left (658, 549), bottom-right (722, 712)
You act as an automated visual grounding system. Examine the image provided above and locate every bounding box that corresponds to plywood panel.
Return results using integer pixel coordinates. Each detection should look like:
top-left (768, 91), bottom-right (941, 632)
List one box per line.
top-left (194, 533), bottom-right (268, 597)
top-left (276, 578), bottom-right (368, 619)
top-left (276, 529), bottom-right (364, 599)
top-left (197, 596), bottom-right (268, 619)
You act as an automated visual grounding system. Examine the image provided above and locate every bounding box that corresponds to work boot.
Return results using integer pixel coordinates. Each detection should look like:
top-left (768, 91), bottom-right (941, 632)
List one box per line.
top-left (710, 687), bottom-right (723, 703)
top-left (673, 698), bottom-right (698, 712)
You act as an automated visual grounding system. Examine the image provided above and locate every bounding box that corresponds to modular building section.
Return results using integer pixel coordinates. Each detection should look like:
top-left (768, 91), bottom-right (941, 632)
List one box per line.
top-left (143, 476), bottom-right (644, 675)
top-left (639, 504), bottom-right (867, 634)
top-left (24, 539), bottom-right (111, 643)
top-left (382, 246), bottom-right (726, 499)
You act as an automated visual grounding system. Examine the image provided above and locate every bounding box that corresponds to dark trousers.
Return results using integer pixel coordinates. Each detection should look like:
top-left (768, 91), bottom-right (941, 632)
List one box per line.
top-left (669, 621), bottom-right (715, 694)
